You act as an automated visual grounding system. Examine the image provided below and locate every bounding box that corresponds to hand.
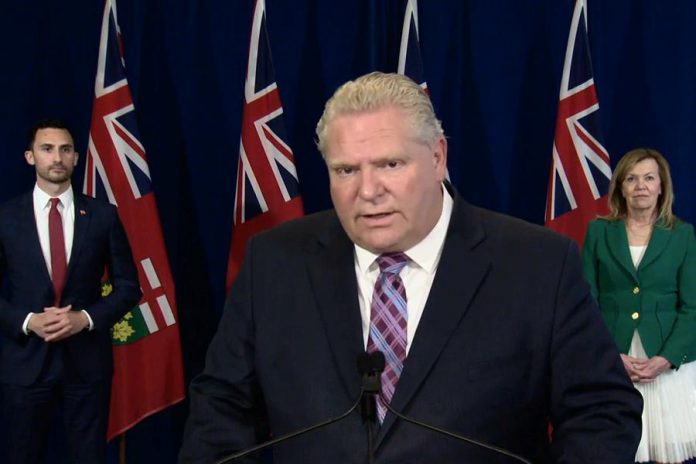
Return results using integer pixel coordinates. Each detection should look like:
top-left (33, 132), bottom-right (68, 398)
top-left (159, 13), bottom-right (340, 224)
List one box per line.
top-left (632, 355), bottom-right (672, 383)
top-left (620, 354), bottom-right (644, 383)
top-left (27, 305), bottom-right (88, 342)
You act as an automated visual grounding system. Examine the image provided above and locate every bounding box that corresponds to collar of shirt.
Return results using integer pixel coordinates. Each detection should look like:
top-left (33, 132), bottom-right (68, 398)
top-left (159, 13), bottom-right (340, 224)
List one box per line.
top-left (33, 184), bottom-right (75, 212)
top-left (354, 184), bottom-right (453, 275)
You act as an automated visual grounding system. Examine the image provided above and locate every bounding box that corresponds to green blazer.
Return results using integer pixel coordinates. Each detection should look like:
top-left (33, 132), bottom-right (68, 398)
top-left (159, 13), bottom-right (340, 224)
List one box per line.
top-left (582, 218), bottom-right (696, 368)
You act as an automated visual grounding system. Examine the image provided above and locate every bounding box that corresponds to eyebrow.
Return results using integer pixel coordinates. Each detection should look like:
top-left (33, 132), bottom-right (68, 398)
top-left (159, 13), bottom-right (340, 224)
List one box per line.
top-left (627, 171), bottom-right (656, 175)
top-left (38, 143), bottom-right (74, 149)
top-left (625, 171), bottom-right (657, 178)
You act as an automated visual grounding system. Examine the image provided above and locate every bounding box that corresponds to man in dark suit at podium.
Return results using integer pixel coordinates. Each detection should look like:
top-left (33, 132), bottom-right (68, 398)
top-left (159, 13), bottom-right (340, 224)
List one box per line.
top-left (0, 119), bottom-right (141, 463)
top-left (180, 73), bottom-right (642, 463)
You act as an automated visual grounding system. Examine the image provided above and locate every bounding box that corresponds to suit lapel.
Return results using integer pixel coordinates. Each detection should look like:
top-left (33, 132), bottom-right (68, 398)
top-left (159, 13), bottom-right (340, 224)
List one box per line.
top-left (376, 197), bottom-right (491, 445)
top-left (19, 193), bottom-right (53, 286)
top-left (639, 223), bottom-right (670, 271)
top-left (67, 195), bottom-right (91, 281)
top-left (306, 217), bottom-right (365, 401)
top-left (605, 220), bottom-right (637, 280)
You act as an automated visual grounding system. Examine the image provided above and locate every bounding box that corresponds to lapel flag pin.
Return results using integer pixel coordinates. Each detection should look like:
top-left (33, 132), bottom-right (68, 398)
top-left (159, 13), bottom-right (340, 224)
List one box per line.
top-left (80, 209), bottom-right (87, 216)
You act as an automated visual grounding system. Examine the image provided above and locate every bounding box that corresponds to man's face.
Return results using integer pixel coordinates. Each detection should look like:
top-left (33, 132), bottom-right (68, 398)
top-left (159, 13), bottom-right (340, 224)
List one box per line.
top-left (324, 105), bottom-right (447, 253)
top-left (25, 128), bottom-right (78, 190)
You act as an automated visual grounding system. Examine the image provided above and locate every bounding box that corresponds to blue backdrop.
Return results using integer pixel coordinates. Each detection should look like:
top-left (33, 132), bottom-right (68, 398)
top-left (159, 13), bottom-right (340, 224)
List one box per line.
top-left (1, 1), bottom-right (695, 462)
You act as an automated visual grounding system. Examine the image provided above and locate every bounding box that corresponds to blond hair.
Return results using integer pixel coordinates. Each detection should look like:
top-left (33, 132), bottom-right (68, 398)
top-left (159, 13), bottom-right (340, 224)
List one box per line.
top-left (605, 148), bottom-right (676, 228)
top-left (315, 72), bottom-right (443, 155)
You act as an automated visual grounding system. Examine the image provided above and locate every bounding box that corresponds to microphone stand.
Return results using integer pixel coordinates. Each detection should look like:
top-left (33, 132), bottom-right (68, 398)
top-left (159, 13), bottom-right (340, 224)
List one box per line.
top-left (215, 352), bottom-right (385, 464)
top-left (215, 351), bottom-right (531, 464)
top-left (213, 396), bottom-right (360, 464)
top-left (358, 352), bottom-right (383, 464)
top-left (382, 401), bottom-right (533, 464)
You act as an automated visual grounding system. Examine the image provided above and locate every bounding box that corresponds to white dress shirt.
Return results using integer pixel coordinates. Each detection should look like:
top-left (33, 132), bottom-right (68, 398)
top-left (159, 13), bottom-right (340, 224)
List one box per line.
top-left (33, 184), bottom-right (76, 271)
top-left (22, 185), bottom-right (93, 334)
top-left (354, 185), bottom-right (453, 354)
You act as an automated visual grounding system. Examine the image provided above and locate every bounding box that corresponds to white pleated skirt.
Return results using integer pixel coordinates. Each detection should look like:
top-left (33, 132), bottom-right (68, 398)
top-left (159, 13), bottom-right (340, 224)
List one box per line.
top-left (630, 332), bottom-right (696, 463)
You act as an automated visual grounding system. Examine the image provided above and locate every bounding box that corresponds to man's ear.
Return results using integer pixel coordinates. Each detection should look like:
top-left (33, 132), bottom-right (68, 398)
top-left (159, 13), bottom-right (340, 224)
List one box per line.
top-left (433, 136), bottom-right (448, 181)
top-left (24, 150), bottom-right (35, 166)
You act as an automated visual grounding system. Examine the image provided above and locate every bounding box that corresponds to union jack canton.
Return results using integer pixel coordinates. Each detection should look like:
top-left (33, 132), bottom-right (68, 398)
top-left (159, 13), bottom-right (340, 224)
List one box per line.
top-left (545, 0), bottom-right (611, 246)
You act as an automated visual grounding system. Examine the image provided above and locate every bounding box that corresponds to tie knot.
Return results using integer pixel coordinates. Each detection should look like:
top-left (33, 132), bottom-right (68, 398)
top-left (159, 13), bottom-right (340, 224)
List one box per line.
top-left (50, 198), bottom-right (61, 209)
top-left (377, 252), bottom-right (409, 274)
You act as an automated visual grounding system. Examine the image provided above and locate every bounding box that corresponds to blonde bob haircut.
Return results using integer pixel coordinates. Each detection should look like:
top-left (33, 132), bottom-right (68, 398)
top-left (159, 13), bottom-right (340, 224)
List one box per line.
top-left (605, 147), bottom-right (676, 229)
top-left (315, 72), bottom-right (444, 156)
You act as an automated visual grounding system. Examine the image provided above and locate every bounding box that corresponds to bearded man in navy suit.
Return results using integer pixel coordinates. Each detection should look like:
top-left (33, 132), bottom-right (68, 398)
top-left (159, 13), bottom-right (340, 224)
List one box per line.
top-left (0, 119), bottom-right (141, 463)
top-left (180, 73), bottom-right (642, 463)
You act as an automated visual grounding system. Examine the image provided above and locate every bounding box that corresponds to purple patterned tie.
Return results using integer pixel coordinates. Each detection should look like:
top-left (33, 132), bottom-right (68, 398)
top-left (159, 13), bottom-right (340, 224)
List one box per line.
top-left (366, 252), bottom-right (409, 423)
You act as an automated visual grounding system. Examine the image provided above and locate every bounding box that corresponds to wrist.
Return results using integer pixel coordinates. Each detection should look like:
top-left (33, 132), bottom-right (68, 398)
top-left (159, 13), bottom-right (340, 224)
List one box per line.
top-left (80, 309), bottom-right (94, 331)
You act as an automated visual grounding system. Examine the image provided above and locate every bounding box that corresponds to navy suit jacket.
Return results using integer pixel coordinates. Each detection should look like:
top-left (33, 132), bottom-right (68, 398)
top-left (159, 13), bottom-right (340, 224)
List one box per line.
top-left (0, 191), bottom-right (142, 385)
top-left (181, 191), bottom-right (642, 463)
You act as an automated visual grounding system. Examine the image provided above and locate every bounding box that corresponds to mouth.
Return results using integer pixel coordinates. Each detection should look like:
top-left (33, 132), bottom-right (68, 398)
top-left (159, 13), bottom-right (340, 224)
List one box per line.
top-left (359, 211), bottom-right (395, 225)
top-left (363, 212), bottom-right (392, 218)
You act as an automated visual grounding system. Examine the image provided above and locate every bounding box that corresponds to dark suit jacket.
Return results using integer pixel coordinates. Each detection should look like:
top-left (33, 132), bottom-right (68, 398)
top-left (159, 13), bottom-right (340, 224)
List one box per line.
top-left (582, 218), bottom-right (696, 368)
top-left (181, 193), bottom-right (642, 464)
top-left (0, 191), bottom-right (142, 385)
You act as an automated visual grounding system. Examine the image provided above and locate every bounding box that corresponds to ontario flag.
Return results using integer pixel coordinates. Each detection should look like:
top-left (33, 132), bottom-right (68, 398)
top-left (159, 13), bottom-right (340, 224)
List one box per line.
top-left (545, 0), bottom-right (611, 246)
top-left (398, 0), bottom-right (428, 94)
top-left (83, 0), bottom-right (185, 440)
top-left (397, 0), bottom-right (451, 180)
top-left (225, 0), bottom-right (304, 291)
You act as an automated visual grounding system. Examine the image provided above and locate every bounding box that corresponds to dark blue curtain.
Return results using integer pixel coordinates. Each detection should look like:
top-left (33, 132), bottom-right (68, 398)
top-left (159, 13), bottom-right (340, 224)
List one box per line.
top-left (1, 1), bottom-right (695, 462)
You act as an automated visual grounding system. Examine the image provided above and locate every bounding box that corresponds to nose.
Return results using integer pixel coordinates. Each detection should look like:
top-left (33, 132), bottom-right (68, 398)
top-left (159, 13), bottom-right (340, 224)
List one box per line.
top-left (50, 150), bottom-right (63, 164)
top-left (358, 168), bottom-right (384, 201)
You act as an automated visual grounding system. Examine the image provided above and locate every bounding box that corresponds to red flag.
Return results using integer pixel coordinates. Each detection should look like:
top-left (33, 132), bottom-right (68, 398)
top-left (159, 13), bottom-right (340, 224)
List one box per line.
top-left (84, 0), bottom-right (185, 440)
top-left (545, 0), bottom-right (611, 246)
top-left (225, 0), bottom-right (304, 291)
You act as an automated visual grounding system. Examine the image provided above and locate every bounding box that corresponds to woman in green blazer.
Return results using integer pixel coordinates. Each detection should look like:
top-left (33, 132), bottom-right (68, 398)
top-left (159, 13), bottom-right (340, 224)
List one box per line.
top-left (583, 148), bottom-right (696, 464)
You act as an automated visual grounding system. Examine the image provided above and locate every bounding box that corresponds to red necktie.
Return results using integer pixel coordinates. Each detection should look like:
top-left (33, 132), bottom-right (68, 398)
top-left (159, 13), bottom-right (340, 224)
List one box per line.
top-left (49, 198), bottom-right (67, 306)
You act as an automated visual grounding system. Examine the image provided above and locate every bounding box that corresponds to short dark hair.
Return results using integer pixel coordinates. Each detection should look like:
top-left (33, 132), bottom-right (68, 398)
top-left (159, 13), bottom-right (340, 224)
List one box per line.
top-left (27, 119), bottom-right (74, 150)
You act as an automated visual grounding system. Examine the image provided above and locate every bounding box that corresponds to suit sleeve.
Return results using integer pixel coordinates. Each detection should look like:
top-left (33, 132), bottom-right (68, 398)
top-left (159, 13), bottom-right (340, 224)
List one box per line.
top-left (179, 238), bottom-right (266, 464)
top-left (83, 207), bottom-right (142, 330)
top-left (549, 240), bottom-right (642, 463)
top-left (658, 223), bottom-right (696, 367)
top-left (0, 237), bottom-right (23, 339)
top-left (0, 224), bottom-right (34, 340)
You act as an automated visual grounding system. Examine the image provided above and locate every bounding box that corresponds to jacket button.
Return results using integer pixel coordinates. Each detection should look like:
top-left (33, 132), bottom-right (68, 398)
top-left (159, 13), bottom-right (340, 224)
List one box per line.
top-left (631, 312), bottom-right (640, 320)
top-left (633, 286), bottom-right (640, 294)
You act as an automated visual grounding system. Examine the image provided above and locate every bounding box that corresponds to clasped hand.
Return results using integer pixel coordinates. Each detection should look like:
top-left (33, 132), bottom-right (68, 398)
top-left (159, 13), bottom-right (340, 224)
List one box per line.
top-left (27, 305), bottom-right (88, 342)
top-left (621, 353), bottom-right (671, 383)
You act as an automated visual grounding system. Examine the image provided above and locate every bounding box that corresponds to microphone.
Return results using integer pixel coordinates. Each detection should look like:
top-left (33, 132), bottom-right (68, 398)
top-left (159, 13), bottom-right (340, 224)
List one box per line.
top-left (213, 351), bottom-right (383, 464)
top-left (214, 350), bottom-right (532, 464)
top-left (357, 351), bottom-right (385, 464)
top-left (357, 350), bottom-right (384, 424)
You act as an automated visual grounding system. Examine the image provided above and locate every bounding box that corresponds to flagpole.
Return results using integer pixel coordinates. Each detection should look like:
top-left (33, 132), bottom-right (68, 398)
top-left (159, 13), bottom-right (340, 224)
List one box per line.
top-left (119, 433), bottom-right (127, 464)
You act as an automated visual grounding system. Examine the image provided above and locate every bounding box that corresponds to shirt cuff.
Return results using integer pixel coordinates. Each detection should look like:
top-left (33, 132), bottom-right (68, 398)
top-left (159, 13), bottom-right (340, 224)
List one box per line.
top-left (82, 310), bottom-right (94, 331)
top-left (22, 313), bottom-right (33, 335)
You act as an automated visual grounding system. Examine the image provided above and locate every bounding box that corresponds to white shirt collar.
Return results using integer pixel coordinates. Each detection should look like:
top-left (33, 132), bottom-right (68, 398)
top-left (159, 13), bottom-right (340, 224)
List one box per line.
top-left (33, 184), bottom-right (74, 211)
top-left (355, 184), bottom-right (454, 274)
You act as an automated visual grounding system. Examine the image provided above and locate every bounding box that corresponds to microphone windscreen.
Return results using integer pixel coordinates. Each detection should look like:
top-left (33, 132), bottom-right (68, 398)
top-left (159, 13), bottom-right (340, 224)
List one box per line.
top-left (370, 351), bottom-right (385, 373)
top-left (356, 352), bottom-right (373, 375)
